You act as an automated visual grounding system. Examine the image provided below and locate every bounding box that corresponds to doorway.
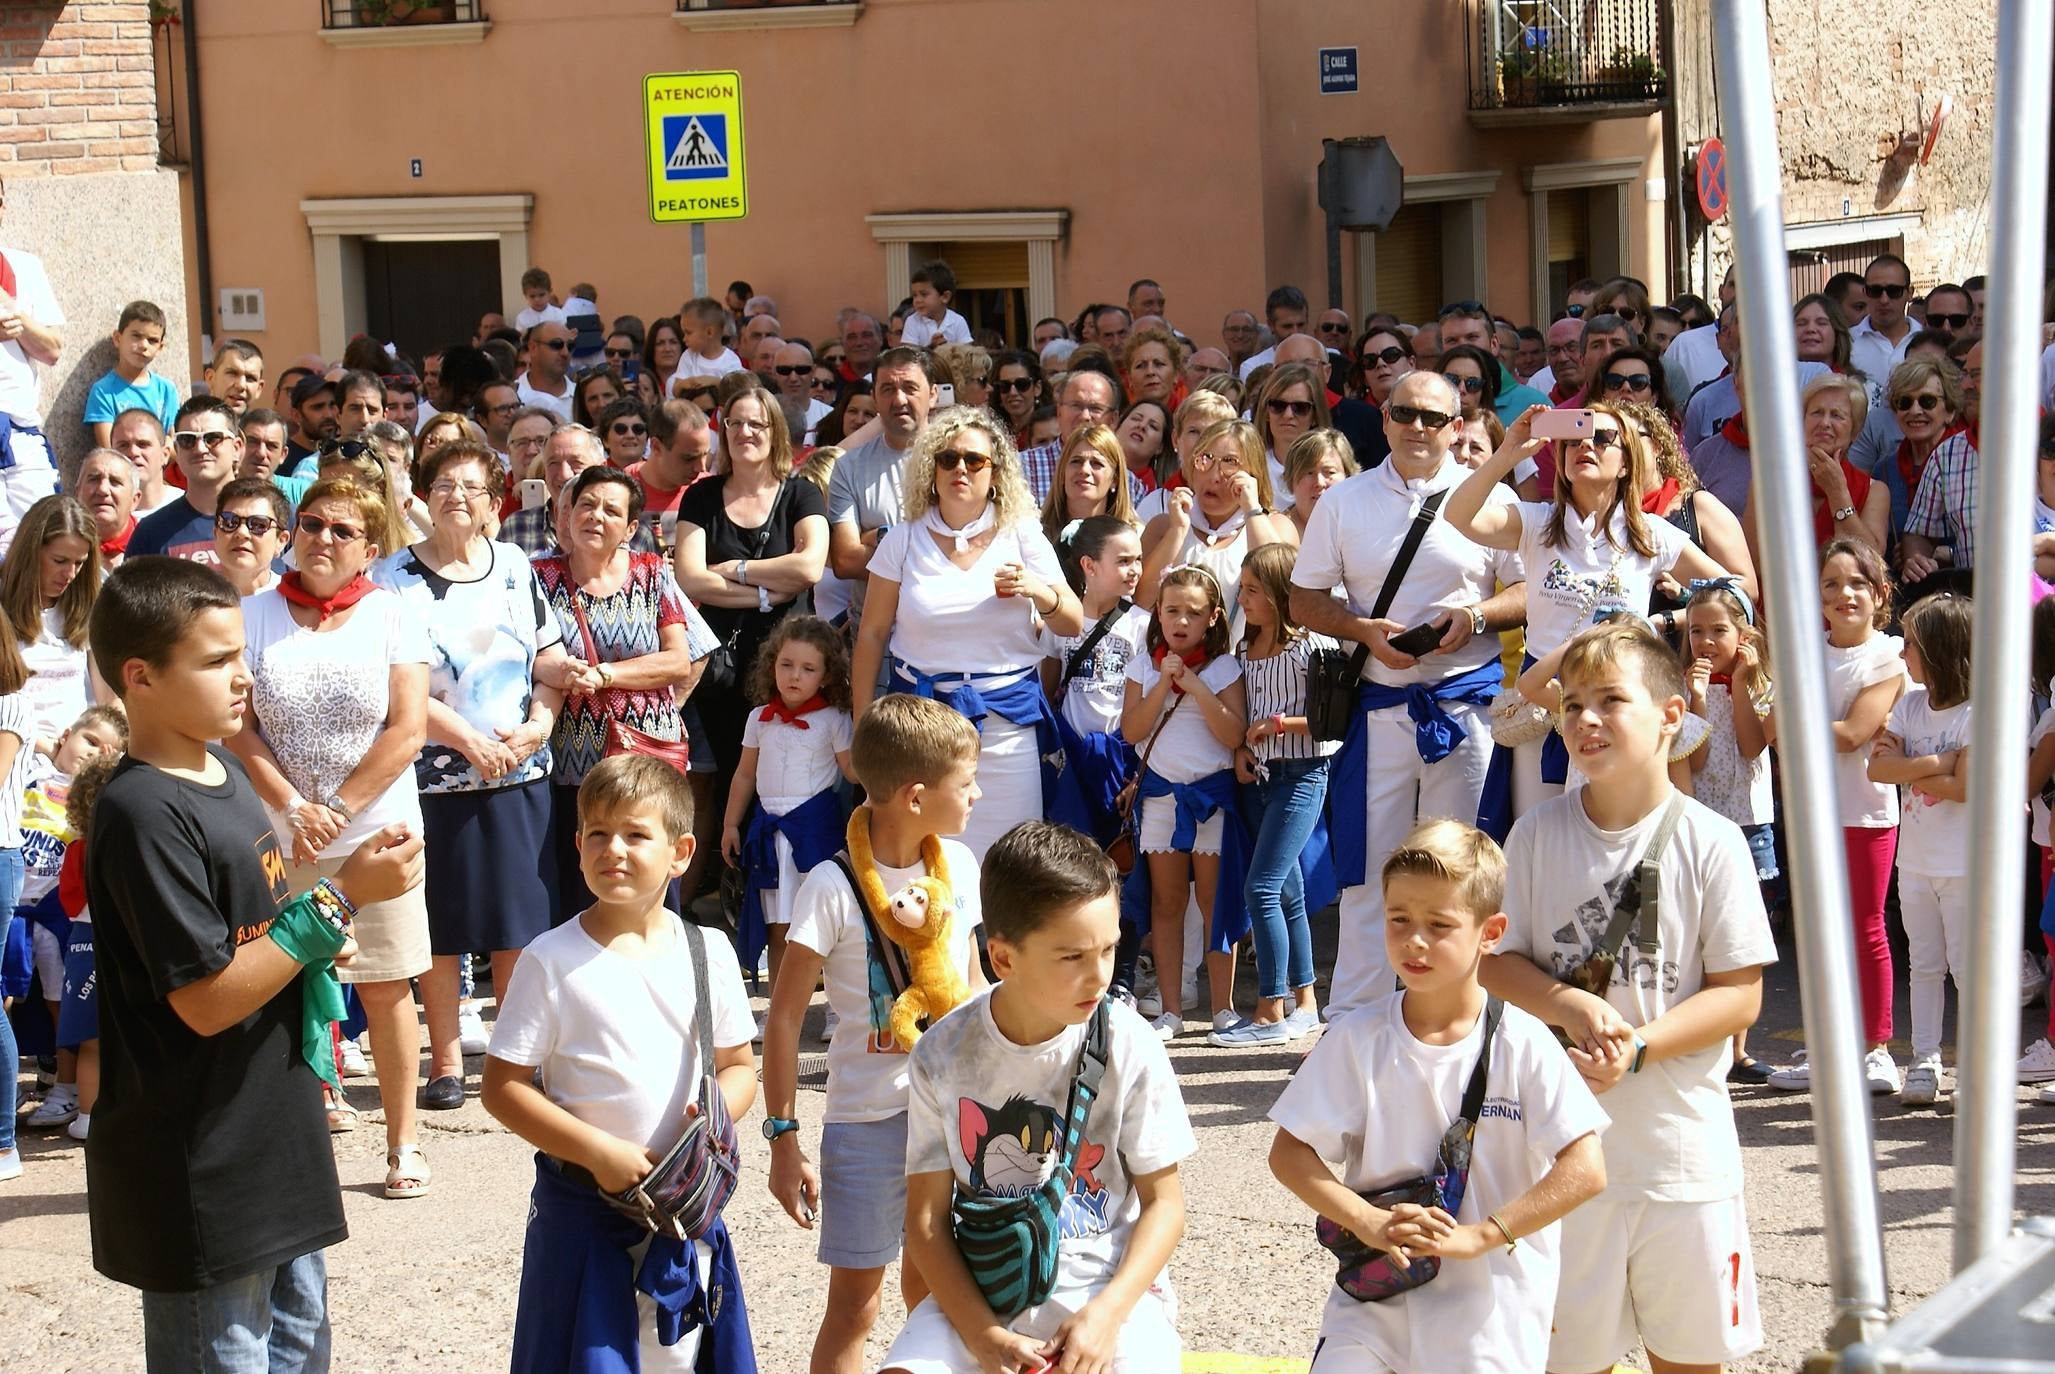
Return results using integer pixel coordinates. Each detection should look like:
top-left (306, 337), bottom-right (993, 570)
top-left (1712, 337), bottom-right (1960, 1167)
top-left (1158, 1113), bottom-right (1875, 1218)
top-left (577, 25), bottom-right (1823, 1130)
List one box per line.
top-left (363, 238), bottom-right (502, 363)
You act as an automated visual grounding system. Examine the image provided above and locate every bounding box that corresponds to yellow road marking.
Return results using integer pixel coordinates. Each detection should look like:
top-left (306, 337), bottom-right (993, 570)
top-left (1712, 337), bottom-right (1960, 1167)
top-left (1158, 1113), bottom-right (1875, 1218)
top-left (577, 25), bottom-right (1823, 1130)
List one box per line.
top-left (1181, 1358), bottom-right (1634, 1374)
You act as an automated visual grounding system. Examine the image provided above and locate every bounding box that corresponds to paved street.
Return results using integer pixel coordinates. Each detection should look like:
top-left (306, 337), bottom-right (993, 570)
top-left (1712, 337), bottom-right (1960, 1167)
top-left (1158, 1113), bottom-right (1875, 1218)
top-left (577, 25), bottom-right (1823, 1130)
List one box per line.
top-left (4, 911), bottom-right (2053, 1373)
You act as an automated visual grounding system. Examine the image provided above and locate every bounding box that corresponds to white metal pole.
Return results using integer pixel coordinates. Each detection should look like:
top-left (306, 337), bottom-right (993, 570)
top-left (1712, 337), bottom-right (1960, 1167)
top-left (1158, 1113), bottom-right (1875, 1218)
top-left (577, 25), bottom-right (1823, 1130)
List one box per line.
top-left (1954, 0), bottom-right (2052, 1274)
top-left (692, 222), bottom-right (708, 301)
top-left (1710, 0), bottom-right (1891, 1347)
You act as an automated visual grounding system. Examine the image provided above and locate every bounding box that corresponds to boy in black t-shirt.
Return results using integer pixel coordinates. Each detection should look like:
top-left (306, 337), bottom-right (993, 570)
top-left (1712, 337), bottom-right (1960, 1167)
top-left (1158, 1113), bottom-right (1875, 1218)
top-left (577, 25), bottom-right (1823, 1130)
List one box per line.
top-left (83, 558), bottom-right (424, 1371)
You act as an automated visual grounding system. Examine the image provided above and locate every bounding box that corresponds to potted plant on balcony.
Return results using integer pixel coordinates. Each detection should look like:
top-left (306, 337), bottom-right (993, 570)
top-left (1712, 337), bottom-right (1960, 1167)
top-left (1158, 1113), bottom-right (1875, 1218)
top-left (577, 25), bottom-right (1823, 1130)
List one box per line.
top-left (1595, 45), bottom-right (1664, 100)
top-left (1499, 46), bottom-right (1569, 105)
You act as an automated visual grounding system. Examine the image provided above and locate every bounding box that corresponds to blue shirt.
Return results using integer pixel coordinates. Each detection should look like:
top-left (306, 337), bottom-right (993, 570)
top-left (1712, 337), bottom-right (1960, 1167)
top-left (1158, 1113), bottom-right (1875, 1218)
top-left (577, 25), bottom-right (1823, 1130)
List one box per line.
top-left (128, 495), bottom-right (220, 566)
top-left (1494, 371), bottom-right (1549, 426)
top-left (83, 369), bottom-right (178, 430)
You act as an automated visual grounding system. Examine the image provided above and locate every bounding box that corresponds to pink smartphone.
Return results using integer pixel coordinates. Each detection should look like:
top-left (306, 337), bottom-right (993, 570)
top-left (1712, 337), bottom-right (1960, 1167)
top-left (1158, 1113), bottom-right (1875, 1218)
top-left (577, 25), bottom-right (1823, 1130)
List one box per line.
top-left (1532, 408), bottom-right (1594, 442)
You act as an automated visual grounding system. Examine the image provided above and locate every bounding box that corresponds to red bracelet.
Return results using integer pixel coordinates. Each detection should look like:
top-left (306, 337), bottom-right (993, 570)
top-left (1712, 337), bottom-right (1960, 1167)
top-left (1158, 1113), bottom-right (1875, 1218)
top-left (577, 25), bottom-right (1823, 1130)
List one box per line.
top-left (1270, 713), bottom-right (1286, 736)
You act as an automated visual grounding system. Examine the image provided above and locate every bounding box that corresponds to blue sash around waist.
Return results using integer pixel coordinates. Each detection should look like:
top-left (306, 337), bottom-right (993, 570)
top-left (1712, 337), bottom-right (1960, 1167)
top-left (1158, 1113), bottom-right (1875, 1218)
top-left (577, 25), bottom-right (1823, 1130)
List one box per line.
top-left (1053, 713), bottom-right (1137, 847)
top-left (1477, 652), bottom-right (1564, 842)
top-left (0, 414), bottom-right (44, 471)
top-left (889, 658), bottom-right (1089, 832)
top-left (1122, 767), bottom-right (1252, 952)
top-left (738, 785), bottom-right (848, 971)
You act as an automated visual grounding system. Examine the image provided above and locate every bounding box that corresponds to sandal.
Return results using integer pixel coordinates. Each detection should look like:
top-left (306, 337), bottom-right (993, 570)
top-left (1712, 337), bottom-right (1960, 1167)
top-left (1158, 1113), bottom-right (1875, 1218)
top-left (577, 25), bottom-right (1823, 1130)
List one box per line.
top-left (384, 1143), bottom-right (433, 1200)
top-left (325, 1086), bottom-right (358, 1134)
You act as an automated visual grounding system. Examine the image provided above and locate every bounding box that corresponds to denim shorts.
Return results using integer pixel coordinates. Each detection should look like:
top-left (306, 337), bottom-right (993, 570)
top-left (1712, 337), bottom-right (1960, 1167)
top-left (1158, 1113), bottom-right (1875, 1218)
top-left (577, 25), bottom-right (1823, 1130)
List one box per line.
top-left (817, 1112), bottom-right (909, 1270)
top-left (1740, 823), bottom-right (1779, 882)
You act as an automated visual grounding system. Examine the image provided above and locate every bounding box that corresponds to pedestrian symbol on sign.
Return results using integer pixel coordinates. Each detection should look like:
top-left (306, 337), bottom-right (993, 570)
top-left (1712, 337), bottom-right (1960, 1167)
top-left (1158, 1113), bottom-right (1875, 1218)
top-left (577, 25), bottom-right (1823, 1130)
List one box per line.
top-left (663, 114), bottom-right (728, 180)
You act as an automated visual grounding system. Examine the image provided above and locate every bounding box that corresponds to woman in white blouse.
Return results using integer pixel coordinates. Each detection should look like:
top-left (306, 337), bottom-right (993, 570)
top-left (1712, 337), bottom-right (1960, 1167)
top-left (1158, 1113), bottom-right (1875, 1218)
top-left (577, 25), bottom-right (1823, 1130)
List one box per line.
top-left (850, 406), bottom-right (1083, 858)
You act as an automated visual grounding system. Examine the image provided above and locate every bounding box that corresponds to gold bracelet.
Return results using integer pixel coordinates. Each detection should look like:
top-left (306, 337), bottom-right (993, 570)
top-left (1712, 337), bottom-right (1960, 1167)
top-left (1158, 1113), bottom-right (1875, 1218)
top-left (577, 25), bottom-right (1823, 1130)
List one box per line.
top-left (1487, 1213), bottom-right (1517, 1252)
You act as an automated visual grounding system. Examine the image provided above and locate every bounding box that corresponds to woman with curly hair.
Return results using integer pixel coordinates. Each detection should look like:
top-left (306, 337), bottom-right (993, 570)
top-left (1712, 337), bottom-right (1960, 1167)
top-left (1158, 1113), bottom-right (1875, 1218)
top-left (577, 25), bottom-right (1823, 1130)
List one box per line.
top-left (849, 405), bottom-right (1084, 857)
top-left (1623, 401), bottom-right (1758, 625)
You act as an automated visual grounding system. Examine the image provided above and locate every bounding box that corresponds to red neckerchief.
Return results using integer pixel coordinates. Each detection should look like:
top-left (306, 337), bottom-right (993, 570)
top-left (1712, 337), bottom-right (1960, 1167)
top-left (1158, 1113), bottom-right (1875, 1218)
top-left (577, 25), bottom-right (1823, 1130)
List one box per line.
top-left (759, 694), bottom-right (829, 729)
top-left (1151, 643), bottom-right (1212, 693)
top-left (1895, 419), bottom-right (1969, 495)
top-left (1710, 673), bottom-right (1733, 687)
top-left (0, 251), bottom-right (15, 298)
top-left (1719, 414), bottom-right (1750, 449)
top-left (99, 515), bottom-right (135, 561)
top-left (278, 571), bottom-right (375, 623)
top-left (1640, 476), bottom-right (1681, 515)
top-left (1549, 380), bottom-right (1578, 405)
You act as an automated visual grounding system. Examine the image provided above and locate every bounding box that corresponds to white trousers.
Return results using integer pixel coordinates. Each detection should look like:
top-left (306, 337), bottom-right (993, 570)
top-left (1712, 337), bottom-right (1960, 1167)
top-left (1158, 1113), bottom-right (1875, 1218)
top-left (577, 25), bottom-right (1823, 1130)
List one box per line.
top-left (1899, 869), bottom-right (1970, 1061)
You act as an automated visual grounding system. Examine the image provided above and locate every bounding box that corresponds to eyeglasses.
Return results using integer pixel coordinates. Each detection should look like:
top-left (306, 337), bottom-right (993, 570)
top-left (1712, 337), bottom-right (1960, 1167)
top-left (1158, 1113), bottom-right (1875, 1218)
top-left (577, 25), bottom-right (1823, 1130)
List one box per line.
top-left (1928, 312), bottom-right (1971, 329)
top-left (296, 513), bottom-right (364, 544)
top-left (1064, 400), bottom-right (1114, 419)
top-left (1361, 346), bottom-right (1408, 366)
top-left (214, 512), bottom-right (280, 536)
top-left (1893, 392), bottom-right (1944, 412)
top-left (1866, 282), bottom-right (1909, 300)
top-left (604, 347), bottom-right (636, 360)
top-left (483, 399), bottom-right (521, 417)
top-left (1190, 448), bottom-right (1247, 473)
top-left (428, 480), bottom-right (491, 499)
top-left (172, 429), bottom-right (237, 451)
top-left (537, 338), bottom-right (571, 351)
top-left (317, 438), bottom-right (374, 461)
top-left (934, 449), bottom-right (992, 472)
top-left (724, 416), bottom-right (770, 434)
top-left (1440, 374), bottom-right (1486, 396)
top-left (1265, 398), bottom-right (1315, 418)
top-left (608, 422), bottom-right (648, 438)
top-left (1602, 371), bottom-right (1654, 393)
top-left (1387, 403), bottom-right (1457, 430)
top-left (993, 377), bottom-right (1038, 394)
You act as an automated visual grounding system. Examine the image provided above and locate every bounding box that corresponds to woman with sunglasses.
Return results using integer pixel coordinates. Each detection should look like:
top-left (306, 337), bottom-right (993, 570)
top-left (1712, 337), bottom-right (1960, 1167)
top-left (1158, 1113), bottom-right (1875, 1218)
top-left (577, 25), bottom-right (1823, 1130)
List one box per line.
top-left (1877, 358), bottom-right (1968, 556)
top-left (1590, 344), bottom-right (1677, 426)
top-left (849, 406), bottom-right (1083, 859)
top-left (1255, 362), bottom-right (1330, 497)
top-left (1448, 402), bottom-right (1732, 811)
top-left (570, 367), bottom-right (625, 431)
top-left (1351, 326), bottom-right (1415, 405)
top-left (1898, 355), bottom-right (1988, 589)
top-left (934, 342), bottom-right (993, 413)
top-left (372, 439), bottom-right (569, 1115)
top-left (597, 395), bottom-right (650, 468)
top-left (990, 349), bottom-right (1042, 447)
top-left (211, 478), bottom-right (290, 597)
top-left (1437, 344), bottom-right (1500, 422)
top-left (227, 475), bottom-right (437, 1199)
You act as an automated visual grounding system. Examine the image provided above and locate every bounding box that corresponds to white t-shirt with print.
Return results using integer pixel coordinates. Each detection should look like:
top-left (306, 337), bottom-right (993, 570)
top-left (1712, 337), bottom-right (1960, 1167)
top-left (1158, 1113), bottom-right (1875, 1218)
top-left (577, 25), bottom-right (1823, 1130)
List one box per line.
top-left (1291, 457), bottom-right (1524, 690)
top-left (785, 839), bottom-right (983, 1123)
top-left (1498, 790), bottom-right (1777, 1202)
top-left (1888, 688), bottom-right (1972, 877)
top-left (740, 705), bottom-right (852, 815)
top-left (1826, 633), bottom-right (1906, 828)
top-left (1044, 603), bottom-right (1150, 737)
top-left (1271, 991), bottom-right (1609, 1374)
top-left (1514, 499), bottom-right (1690, 659)
top-left (1124, 653), bottom-right (1242, 783)
top-left (489, 913), bottom-right (754, 1152)
top-left (18, 607), bottom-right (87, 742)
top-left (906, 989), bottom-right (1197, 1302)
top-left (1691, 683), bottom-right (1773, 827)
top-left (872, 518), bottom-right (1064, 676)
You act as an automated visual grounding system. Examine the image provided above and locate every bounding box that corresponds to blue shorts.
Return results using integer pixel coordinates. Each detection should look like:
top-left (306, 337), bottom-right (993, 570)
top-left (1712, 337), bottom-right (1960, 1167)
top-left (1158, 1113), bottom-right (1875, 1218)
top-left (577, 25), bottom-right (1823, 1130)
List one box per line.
top-left (1740, 823), bottom-right (1779, 882)
top-left (57, 926), bottom-right (95, 1048)
top-left (817, 1112), bottom-right (909, 1270)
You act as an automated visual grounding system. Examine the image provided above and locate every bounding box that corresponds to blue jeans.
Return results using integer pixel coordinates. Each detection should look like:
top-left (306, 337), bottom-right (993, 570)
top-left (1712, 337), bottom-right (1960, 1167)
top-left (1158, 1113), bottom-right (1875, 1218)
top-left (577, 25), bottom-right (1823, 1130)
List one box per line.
top-left (1239, 757), bottom-right (1327, 1000)
top-left (140, 1249), bottom-right (330, 1373)
top-left (0, 846), bottom-right (23, 1155)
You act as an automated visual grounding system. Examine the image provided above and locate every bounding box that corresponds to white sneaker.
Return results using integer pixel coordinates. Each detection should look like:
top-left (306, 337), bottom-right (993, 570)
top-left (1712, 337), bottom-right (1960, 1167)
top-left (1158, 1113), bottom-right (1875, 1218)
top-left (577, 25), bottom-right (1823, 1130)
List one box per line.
top-left (26, 1086), bottom-right (77, 1129)
top-left (1181, 977), bottom-right (1201, 1009)
top-left (2018, 1037), bottom-right (2055, 1083)
top-left (1766, 1053), bottom-right (1813, 1092)
top-left (0, 1148), bottom-right (19, 1183)
top-left (1282, 1007), bottom-right (1322, 1038)
top-left (458, 1004), bottom-right (490, 1056)
top-left (339, 1037), bottom-right (370, 1078)
top-left (1211, 1010), bottom-right (1244, 1033)
top-left (2026, 952), bottom-right (2050, 1008)
top-left (1133, 958), bottom-right (1162, 1018)
top-left (66, 1112), bottom-right (89, 1142)
top-left (1900, 1057), bottom-right (1941, 1106)
top-left (1148, 1011), bottom-right (1182, 1041)
top-left (818, 1009), bottom-right (839, 1044)
top-left (2040, 1082), bottom-right (2055, 1105)
top-left (1865, 1047), bottom-right (1903, 1096)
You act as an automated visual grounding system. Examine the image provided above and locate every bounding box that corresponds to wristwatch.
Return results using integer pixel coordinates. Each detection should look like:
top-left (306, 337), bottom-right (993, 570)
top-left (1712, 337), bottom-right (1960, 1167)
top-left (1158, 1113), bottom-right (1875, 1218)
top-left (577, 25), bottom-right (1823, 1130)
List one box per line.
top-left (324, 794), bottom-right (354, 823)
top-left (1628, 1033), bottom-right (1648, 1074)
top-left (1832, 504), bottom-right (1856, 523)
top-left (1467, 605), bottom-right (1488, 637)
top-left (762, 1116), bottom-right (800, 1142)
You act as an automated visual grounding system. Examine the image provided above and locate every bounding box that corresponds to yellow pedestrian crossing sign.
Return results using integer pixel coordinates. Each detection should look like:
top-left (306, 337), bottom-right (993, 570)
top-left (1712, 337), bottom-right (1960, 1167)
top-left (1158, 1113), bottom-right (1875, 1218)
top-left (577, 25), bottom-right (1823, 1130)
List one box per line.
top-left (644, 70), bottom-right (747, 223)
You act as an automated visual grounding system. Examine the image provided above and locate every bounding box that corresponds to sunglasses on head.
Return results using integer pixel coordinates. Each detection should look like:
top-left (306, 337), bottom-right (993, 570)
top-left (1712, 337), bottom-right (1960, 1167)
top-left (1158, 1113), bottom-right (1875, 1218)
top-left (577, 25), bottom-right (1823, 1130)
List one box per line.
top-left (1603, 371), bottom-right (1654, 393)
top-left (296, 513), bottom-right (364, 543)
top-left (1894, 393), bottom-right (1943, 412)
top-left (1388, 403), bottom-right (1457, 430)
top-left (934, 449), bottom-right (992, 472)
top-left (773, 364), bottom-right (812, 377)
top-left (1866, 282), bottom-right (1909, 299)
top-left (1266, 398), bottom-right (1315, 418)
top-left (214, 511), bottom-right (280, 537)
top-left (1928, 312), bottom-right (1971, 329)
top-left (1440, 373), bottom-right (1486, 395)
top-left (993, 376), bottom-right (1038, 394)
top-left (1361, 345), bottom-right (1408, 366)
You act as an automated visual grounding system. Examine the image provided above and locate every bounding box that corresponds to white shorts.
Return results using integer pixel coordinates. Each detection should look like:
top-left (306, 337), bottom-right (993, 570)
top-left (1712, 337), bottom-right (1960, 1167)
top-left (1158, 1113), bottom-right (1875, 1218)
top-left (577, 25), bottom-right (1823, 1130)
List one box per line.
top-left (881, 1283), bottom-right (1180, 1374)
top-left (1549, 1192), bottom-right (1762, 1372)
top-left (30, 921), bottom-right (63, 996)
top-left (1138, 789), bottom-right (1223, 856)
top-left (1309, 1336), bottom-right (1395, 1374)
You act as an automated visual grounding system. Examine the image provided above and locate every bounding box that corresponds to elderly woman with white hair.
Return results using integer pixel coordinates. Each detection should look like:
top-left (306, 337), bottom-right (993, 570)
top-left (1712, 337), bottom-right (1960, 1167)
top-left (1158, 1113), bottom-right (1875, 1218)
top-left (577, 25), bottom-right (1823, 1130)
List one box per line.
top-left (850, 406), bottom-right (1085, 858)
top-left (1740, 372), bottom-right (1889, 574)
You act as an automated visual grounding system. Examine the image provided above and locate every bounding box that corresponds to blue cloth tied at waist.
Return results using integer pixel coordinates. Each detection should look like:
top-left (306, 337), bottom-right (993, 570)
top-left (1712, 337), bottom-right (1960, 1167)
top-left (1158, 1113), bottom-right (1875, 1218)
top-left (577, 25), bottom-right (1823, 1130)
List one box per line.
top-left (889, 658), bottom-right (1089, 832)
top-left (1476, 651), bottom-right (1563, 843)
top-left (1053, 714), bottom-right (1137, 848)
top-left (1332, 660), bottom-right (1506, 887)
top-left (511, 1152), bottom-right (755, 1374)
top-left (0, 414), bottom-right (44, 471)
top-left (738, 785), bottom-right (848, 972)
top-left (1125, 767), bottom-right (1252, 952)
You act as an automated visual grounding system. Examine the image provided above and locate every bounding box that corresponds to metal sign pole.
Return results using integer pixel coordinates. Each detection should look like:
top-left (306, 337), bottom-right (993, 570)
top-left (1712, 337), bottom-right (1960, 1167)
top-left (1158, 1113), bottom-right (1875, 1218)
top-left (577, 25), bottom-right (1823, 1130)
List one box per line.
top-left (691, 222), bottom-right (708, 302)
top-left (1709, 0), bottom-right (1891, 1348)
top-left (1955, 0), bottom-right (2053, 1275)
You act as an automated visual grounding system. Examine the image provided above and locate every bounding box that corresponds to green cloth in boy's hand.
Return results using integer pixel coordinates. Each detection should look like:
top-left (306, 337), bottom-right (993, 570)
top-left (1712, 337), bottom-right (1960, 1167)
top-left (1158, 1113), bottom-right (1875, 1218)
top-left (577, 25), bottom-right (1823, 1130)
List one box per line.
top-left (300, 963), bottom-right (346, 1091)
top-left (266, 890), bottom-right (347, 965)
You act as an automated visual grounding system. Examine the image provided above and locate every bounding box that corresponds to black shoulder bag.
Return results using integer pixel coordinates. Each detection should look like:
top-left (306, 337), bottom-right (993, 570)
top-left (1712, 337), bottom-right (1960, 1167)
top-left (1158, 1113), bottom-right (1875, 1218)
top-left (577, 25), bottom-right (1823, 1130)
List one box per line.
top-left (1062, 600), bottom-right (1133, 686)
top-left (1305, 489), bottom-right (1448, 741)
top-left (1551, 794), bottom-right (1685, 1046)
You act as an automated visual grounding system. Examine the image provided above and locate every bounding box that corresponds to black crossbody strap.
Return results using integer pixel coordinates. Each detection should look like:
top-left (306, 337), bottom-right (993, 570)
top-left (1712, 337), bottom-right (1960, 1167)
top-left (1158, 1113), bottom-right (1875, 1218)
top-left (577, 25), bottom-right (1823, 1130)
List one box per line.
top-left (1053, 999), bottom-right (1111, 1175)
top-left (683, 919), bottom-right (714, 1087)
top-left (1595, 793), bottom-right (1687, 961)
top-left (1347, 488), bottom-right (1449, 677)
top-left (1063, 600), bottom-right (1132, 685)
top-left (1455, 996), bottom-right (1505, 1127)
top-left (829, 851), bottom-right (913, 997)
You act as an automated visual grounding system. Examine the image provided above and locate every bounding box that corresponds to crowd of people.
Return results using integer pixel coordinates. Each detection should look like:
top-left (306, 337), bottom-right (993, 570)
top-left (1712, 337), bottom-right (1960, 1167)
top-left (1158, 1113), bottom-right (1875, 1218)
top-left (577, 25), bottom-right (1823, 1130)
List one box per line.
top-left (1, 242), bottom-right (2049, 1373)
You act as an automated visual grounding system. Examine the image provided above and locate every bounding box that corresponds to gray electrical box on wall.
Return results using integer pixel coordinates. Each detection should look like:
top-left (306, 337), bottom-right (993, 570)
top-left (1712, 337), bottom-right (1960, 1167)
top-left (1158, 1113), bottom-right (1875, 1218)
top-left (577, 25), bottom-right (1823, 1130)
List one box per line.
top-left (219, 288), bottom-right (266, 333)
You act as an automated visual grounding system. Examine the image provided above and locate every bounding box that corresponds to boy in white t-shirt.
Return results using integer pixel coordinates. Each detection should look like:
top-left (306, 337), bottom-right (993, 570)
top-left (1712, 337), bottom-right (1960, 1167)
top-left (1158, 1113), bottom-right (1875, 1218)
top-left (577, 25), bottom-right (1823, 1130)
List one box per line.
top-left (1483, 620), bottom-right (1778, 1374)
top-left (670, 297), bottom-right (745, 389)
top-left (512, 266), bottom-right (566, 332)
top-left (484, 755), bottom-right (759, 1371)
top-left (883, 820), bottom-right (1196, 1374)
top-left (1271, 818), bottom-right (1608, 1374)
top-left (901, 260), bottom-right (973, 350)
top-left (761, 694), bottom-right (988, 1374)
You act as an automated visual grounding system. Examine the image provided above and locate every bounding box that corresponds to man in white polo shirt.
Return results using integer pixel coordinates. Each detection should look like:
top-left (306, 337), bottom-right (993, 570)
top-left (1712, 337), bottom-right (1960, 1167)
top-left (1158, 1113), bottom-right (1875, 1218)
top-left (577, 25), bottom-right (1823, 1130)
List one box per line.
top-left (515, 319), bottom-right (575, 419)
top-left (1288, 371), bottom-right (1527, 1019)
top-left (0, 179), bottom-right (63, 555)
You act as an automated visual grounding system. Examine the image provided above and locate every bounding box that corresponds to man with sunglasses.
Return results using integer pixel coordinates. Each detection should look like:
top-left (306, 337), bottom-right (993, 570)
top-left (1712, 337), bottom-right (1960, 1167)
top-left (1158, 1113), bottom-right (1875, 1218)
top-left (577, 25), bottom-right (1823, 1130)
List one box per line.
top-left (1921, 283), bottom-right (1974, 342)
top-left (1274, 332), bottom-right (1386, 469)
top-left (771, 341), bottom-right (830, 443)
top-left (1850, 253), bottom-right (1917, 381)
top-left (1288, 370), bottom-right (1526, 1019)
top-left (515, 321), bottom-right (576, 420)
top-left (1438, 301), bottom-right (1548, 425)
top-left (130, 397), bottom-right (244, 565)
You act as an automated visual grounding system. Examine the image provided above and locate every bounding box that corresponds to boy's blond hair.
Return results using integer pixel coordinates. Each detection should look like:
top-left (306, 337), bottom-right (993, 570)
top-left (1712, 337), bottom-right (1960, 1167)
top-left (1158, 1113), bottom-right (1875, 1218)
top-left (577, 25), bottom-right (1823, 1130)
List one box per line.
top-left (1380, 818), bottom-right (1505, 921)
top-left (851, 695), bottom-right (979, 801)
top-left (1558, 619), bottom-right (1687, 705)
top-left (576, 754), bottom-right (694, 840)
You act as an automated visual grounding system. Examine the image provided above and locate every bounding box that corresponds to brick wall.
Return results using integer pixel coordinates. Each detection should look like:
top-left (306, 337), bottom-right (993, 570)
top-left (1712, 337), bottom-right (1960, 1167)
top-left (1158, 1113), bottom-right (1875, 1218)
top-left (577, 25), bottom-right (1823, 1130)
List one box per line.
top-left (0, 0), bottom-right (159, 177)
